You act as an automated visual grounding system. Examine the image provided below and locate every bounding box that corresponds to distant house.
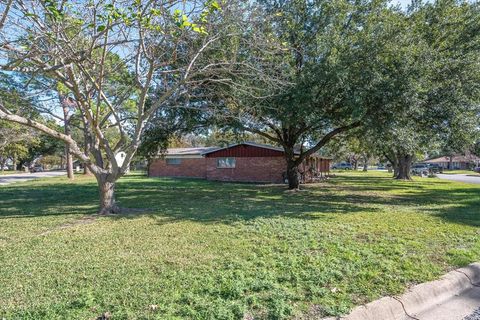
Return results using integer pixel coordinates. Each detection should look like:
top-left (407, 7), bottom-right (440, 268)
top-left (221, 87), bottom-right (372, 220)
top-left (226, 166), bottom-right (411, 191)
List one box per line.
top-left (424, 155), bottom-right (480, 170)
top-left (148, 142), bottom-right (331, 184)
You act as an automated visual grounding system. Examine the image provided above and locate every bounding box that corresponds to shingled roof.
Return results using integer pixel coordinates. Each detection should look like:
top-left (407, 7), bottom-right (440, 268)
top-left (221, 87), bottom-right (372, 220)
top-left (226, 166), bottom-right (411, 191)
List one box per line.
top-left (425, 155), bottom-right (480, 163)
top-left (163, 142), bottom-right (330, 158)
top-left (163, 147), bottom-right (219, 156)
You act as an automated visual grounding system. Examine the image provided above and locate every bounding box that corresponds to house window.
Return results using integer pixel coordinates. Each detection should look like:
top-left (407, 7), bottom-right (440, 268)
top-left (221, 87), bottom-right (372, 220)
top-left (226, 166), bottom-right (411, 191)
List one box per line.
top-left (166, 158), bottom-right (182, 165)
top-left (217, 157), bottom-right (236, 168)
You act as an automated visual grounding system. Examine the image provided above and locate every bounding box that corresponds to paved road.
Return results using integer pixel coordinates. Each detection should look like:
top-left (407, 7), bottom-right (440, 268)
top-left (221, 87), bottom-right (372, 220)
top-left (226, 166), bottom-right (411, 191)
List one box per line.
top-left (0, 171), bottom-right (66, 186)
top-left (436, 173), bottom-right (480, 185)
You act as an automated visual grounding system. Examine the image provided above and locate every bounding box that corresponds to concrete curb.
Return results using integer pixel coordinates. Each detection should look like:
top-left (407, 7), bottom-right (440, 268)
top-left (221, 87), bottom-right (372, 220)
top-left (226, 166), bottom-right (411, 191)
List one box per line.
top-left (323, 262), bottom-right (480, 320)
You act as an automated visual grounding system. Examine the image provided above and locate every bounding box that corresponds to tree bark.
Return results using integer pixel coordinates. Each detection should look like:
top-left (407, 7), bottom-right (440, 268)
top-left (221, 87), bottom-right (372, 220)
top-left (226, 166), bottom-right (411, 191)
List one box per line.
top-left (65, 145), bottom-right (74, 179)
top-left (448, 155), bottom-right (453, 170)
top-left (383, 151), bottom-right (398, 178)
top-left (12, 153), bottom-right (17, 171)
top-left (283, 143), bottom-right (301, 190)
top-left (82, 117), bottom-right (93, 175)
top-left (84, 164), bottom-right (92, 175)
top-left (60, 96), bottom-right (74, 180)
top-left (286, 161), bottom-right (300, 190)
top-left (395, 154), bottom-right (413, 180)
top-left (352, 157), bottom-right (358, 170)
top-left (362, 153), bottom-right (369, 172)
top-left (95, 174), bottom-right (120, 215)
top-left (393, 165), bottom-right (399, 178)
top-left (0, 157), bottom-right (5, 173)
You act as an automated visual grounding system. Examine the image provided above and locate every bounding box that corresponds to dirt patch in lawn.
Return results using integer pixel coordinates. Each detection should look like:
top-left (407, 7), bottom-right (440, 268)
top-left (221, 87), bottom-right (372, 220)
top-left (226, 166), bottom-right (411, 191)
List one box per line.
top-left (39, 215), bottom-right (99, 236)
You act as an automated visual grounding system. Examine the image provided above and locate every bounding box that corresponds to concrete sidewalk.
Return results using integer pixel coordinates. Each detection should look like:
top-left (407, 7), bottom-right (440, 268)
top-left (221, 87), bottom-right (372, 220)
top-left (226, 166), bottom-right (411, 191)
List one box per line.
top-left (436, 173), bottom-right (480, 185)
top-left (324, 263), bottom-right (480, 320)
top-left (416, 285), bottom-right (480, 320)
top-left (0, 171), bottom-right (66, 185)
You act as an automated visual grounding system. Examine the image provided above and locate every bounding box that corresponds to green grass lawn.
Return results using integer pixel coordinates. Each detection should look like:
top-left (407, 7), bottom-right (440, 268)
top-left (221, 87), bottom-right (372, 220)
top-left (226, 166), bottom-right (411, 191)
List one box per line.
top-left (1, 172), bottom-right (480, 319)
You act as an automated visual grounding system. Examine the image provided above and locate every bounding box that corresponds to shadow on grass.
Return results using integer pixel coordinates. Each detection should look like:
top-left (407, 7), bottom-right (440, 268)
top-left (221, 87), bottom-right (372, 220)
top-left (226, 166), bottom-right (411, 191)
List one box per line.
top-left (343, 176), bottom-right (480, 227)
top-left (1, 174), bottom-right (479, 227)
top-left (0, 176), bottom-right (103, 218)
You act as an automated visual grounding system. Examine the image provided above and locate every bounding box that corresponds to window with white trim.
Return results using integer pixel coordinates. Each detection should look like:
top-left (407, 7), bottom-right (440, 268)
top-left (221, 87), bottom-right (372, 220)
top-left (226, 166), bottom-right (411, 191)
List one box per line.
top-left (166, 158), bottom-right (182, 165)
top-left (216, 157), bottom-right (236, 168)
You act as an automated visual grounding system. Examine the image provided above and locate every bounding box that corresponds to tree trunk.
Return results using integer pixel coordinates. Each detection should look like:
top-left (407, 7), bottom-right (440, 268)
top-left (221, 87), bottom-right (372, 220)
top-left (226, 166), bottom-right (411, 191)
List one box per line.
top-left (61, 95), bottom-right (74, 180)
top-left (12, 153), bottom-right (17, 171)
top-left (448, 155), bottom-right (453, 170)
top-left (395, 154), bottom-right (413, 180)
top-left (83, 119), bottom-right (93, 175)
top-left (95, 174), bottom-right (120, 215)
top-left (383, 152), bottom-right (397, 177)
top-left (65, 145), bottom-right (74, 179)
top-left (282, 144), bottom-right (301, 190)
top-left (84, 162), bottom-right (92, 175)
top-left (286, 162), bottom-right (300, 190)
top-left (393, 165), bottom-right (399, 178)
top-left (362, 154), bottom-right (369, 172)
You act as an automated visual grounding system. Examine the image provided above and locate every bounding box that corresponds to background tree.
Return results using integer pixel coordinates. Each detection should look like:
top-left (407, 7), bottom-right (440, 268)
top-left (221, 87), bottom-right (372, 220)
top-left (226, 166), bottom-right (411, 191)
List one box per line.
top-left (0, 74), bottom-right (42, 171)
top-left (375, 0), bottom-right (480, 179)
top-left (0, 122), bottom-right (39, 171)
top-left (437, 113), bottom-right (480, 169)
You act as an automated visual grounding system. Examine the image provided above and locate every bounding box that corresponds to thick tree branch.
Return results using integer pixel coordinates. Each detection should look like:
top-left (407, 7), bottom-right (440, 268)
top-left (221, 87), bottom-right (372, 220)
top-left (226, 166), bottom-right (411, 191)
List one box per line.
top-left (0, 104), bottom-right (104, 174)
top-left (295, 121), bottom-right (361, 165)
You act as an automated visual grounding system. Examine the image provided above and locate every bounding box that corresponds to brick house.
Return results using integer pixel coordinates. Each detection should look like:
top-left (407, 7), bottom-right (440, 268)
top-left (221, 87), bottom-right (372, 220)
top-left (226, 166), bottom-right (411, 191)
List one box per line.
top-left (424, 155), bottom-right (480, 170)
top-left (148, 142), bottom-right (331, 184)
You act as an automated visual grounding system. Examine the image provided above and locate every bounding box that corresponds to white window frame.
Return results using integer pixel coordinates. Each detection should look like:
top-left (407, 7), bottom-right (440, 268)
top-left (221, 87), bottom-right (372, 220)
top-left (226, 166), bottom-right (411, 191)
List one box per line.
top-left (216, 157), bottom-right (236, 168)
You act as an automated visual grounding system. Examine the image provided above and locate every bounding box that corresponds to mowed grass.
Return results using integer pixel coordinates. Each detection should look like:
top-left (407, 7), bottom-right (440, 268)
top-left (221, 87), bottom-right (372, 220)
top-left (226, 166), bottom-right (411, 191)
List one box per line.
top-left (1, 172), bottom-right (480, 319)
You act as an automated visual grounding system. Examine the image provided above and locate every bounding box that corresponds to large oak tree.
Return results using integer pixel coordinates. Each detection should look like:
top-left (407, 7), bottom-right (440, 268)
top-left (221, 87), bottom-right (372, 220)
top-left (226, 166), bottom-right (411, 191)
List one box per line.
top-left (217, 0), bottom-right (412, 188)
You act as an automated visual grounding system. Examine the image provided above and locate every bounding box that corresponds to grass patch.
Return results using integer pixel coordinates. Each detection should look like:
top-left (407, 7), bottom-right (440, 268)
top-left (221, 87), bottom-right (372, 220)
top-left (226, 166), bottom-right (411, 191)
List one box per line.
top-left (1, 171), bottom-right (480, 319)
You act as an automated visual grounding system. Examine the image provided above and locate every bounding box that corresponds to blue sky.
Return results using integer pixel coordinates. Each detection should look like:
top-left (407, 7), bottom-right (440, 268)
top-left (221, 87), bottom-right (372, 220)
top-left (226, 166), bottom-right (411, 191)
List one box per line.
top-left (393, 0), bottom-right (432, 8)
top-left (392, 0), bottom-right (411, 8)
top-left (394, 0), bottom-right (413, 8)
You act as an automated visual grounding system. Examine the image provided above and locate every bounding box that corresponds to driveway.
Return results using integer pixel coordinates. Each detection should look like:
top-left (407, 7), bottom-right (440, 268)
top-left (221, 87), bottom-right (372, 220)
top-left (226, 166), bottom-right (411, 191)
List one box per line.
top-left (0, 171), bottom-right (66, 186)
top-left (436, 173), bottom-right (480, 185)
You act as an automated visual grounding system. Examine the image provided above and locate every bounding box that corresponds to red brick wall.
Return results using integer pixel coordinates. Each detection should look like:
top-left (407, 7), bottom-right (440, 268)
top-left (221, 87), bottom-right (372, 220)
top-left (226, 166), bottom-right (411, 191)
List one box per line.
top-left (206, 157), bottom-right (287, 183)
top-left (148, 154), bottom-right (330, 183)
top-left (148, 158), bottom-right (206, 178)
